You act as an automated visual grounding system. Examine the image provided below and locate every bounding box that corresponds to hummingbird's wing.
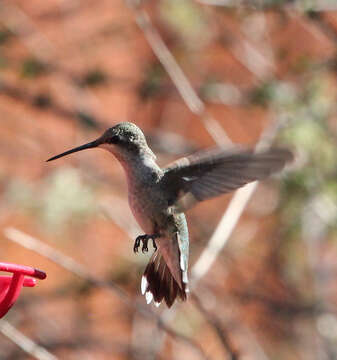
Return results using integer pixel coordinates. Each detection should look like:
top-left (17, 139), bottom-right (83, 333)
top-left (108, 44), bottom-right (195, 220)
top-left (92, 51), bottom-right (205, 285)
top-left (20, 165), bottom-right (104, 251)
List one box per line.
top-left (162, 147), bottom-right (292, 213)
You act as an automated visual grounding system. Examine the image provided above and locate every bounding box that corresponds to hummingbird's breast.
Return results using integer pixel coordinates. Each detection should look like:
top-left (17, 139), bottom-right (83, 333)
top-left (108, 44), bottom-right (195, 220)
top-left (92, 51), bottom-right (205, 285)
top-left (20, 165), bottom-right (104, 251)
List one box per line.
top-left (128, 176), bottom-right (167, 234)
top-left (121, 156), bottom-right (168, 234)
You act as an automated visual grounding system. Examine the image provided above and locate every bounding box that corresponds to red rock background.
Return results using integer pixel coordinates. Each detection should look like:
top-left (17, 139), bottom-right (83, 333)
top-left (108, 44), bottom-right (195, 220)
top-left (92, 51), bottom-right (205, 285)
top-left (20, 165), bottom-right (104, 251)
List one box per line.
top-left (0, 1), bottom-right (336, 359)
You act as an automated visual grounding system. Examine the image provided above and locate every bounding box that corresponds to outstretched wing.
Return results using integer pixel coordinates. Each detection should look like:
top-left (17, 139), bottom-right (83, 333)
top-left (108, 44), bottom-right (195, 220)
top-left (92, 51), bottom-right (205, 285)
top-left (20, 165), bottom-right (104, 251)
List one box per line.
top-left (162, 147), bottom-right (292, 213)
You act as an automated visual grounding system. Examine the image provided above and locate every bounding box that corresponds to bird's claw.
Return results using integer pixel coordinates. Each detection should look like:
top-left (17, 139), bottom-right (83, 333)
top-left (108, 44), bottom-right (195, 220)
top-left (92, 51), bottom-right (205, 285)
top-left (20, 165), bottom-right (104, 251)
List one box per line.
top-left (133, 237), bottom-right (141, 253)
top-left (142, 241), bottom-right (148, 253)
top-left (152, 238), bottom-right (157, 251)
top-left (133, 234), bottom-right (158, 254)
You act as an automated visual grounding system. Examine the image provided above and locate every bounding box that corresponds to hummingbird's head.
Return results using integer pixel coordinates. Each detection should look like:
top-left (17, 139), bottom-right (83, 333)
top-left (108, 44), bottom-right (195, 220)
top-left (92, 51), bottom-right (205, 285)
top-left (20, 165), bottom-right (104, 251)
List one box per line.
top-left (100, 122), bottom-right (147, 152)
top-left (98, 122), bottom-right (156, 160)
top-left (46, 122), bottom-right (155, 162)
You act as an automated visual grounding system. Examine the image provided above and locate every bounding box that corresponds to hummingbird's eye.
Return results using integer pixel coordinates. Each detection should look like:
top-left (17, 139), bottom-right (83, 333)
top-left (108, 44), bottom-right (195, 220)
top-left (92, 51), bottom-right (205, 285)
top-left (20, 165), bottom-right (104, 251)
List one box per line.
top-left (108, 135), bottom-right (120, 144)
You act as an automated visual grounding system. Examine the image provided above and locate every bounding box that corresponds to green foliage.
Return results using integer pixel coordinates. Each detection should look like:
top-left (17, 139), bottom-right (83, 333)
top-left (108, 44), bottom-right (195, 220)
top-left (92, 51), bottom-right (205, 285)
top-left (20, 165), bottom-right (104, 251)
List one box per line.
top-left (291, 55), bottom-right (315, 74)
top-left (295, 0), bottom-right (325, 12)
top-left (21, 57), bottom-right (48, 78)
top-left (77, 111), bottom-right (101, 129)
top-left (250, 80), bottom-right (299, 108)
top-left (81, 68), bottom-right (107, 87)
top-left (159, 0), bottom-right (209, 46)
top-left (250, 81), bottom-right (277, 106)
top-left (0, 29), bottom-right (12, 45)
top-left (33, 93), bottom-right (51, 108)
top-left (0, 54), bottom-right (8, 68)
top-left (265, 0), bottom-right (289, 5)
top-left (138, 63), bottom-right (166, 100)
top-left (275, 74), bottom-right (337, 289)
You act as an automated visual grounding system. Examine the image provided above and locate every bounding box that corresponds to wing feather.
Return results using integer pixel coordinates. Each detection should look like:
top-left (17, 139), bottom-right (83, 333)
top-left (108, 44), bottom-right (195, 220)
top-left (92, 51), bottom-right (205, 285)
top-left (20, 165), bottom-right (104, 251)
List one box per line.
top-left (162, 147), bottom-right (292, 212)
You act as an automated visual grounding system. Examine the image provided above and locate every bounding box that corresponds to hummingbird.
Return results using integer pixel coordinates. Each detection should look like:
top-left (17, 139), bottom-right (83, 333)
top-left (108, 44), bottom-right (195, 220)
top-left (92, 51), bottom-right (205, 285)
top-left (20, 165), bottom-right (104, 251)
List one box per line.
top-left (47, 122), bottom-right (292, 307)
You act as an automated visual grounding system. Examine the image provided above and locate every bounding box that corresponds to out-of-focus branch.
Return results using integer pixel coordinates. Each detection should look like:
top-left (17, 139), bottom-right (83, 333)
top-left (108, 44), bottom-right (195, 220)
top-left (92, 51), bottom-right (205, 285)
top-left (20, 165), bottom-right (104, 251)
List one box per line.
top-left (191, 294), bottom-right (239, 360)
top-left (214, 11), bottom-right (276, 82)
top-left (0, 81), bottom-right (104, 128)
top-left (301, 196), bottom-right (333, 358)
top-left (126, 0), bottom-right (232, 147)
top-left (232, 290), bottom-right (321, 316)
top-left (191, 181), bottom-right (257, 281)
top-left (4, 228), bottom-right (96, 282)
top-left (3, 228), bottom-right (209, 360)
top-left (0, 320), bottom-right (58, 360)
top-left (295, 9), bottom-right (337, 44)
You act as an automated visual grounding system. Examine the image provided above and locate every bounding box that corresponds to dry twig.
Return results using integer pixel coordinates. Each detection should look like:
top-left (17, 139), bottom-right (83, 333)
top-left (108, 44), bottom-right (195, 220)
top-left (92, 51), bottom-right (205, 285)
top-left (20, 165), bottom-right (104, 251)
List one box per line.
top-left (191, 294), bottom-right (239, 360)
top-left (0, 320), bottom-right (58, 360)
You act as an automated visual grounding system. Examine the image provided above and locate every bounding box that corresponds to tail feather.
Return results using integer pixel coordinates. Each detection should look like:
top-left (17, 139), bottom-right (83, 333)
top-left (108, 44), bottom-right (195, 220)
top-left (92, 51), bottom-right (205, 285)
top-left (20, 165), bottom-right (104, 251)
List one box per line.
top-left (142, 251), bottom-right (187, 308)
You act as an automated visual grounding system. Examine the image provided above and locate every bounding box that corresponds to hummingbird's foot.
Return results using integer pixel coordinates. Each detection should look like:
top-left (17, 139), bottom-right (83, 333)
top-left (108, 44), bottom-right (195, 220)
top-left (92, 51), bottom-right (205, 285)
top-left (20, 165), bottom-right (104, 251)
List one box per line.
top-left (141, 237), bottom-right (149, 253)
top-left (133, 234), bottom-right (159, 253)
top-left (152, 238), bottom-right (157, 251)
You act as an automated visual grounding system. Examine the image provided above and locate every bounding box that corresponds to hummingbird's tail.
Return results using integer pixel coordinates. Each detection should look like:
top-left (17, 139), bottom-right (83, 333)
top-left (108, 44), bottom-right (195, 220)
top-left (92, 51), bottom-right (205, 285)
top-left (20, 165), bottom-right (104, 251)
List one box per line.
top-left (141, 247), bottom-right (187, 308)
top-left (141, 215), bottom-right (189, 307)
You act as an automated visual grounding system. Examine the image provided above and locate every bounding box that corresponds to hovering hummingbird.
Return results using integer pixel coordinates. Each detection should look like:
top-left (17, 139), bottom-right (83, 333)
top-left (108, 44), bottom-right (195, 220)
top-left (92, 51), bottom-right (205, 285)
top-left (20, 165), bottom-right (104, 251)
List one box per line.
top-left (47, 122), bottom-right (292, 307)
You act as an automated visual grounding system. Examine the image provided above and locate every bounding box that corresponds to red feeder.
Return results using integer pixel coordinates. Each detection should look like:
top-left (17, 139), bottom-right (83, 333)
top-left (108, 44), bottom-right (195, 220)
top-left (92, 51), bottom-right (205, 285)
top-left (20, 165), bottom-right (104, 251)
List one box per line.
top-left (0, 262), bottom-right (46, 318)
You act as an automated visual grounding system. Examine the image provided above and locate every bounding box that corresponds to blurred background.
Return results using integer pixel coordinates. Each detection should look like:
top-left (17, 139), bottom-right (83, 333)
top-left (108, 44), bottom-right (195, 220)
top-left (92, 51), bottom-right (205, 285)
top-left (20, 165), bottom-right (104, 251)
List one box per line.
top-left (0, 0), bottom-right (336, 359)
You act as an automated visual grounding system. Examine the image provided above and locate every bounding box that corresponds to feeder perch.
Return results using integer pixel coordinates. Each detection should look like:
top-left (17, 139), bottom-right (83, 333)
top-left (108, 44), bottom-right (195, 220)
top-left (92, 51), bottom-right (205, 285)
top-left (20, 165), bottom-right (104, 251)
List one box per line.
top-left (0, 262), bottom-right (46, 318)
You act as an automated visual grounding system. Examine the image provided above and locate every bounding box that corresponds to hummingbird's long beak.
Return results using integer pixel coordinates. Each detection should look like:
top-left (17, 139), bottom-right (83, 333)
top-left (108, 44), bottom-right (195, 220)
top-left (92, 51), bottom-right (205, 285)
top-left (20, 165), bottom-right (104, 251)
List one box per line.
top-left (46, 140), bottom-right (100, 162)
